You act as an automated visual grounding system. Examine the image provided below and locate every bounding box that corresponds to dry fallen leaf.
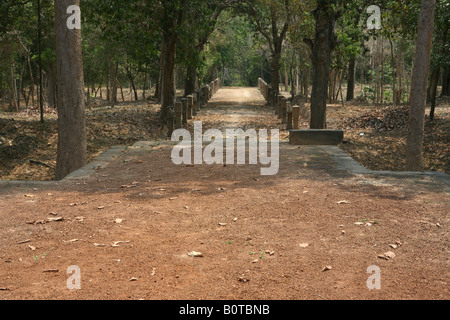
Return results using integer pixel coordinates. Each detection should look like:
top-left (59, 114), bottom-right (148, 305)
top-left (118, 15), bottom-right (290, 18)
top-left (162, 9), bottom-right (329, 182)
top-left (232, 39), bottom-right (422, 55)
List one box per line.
top-left (322, 265), bottom-right (332, 272)
top-left (337, 200), bottom-right (349, 204)
top-left (47, 217), bottom-right (64, 222)
top-left (188, 251), bottom-right (203, 257)
top-left (378, 251), bottom-right (396, 260)
top-left (43, 269), bottom-right (59, 273)
top-left (111, 240), bottom-right (130, 247)
top-left (93, 243), bottom-right (106, 247)
top-left (64, 239), bottom-right (79, 243)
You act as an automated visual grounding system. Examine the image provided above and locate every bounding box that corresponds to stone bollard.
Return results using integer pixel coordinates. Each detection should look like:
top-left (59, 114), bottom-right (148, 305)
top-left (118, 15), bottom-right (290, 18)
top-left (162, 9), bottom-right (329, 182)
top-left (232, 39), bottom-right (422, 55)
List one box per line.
top-left (175, 101), bottom-right (183, 129)
top-left (271, 91), bottom-right (277, 109)
top-left (167, 105), bottom-right (175, 137)
top-left (202, 87), bottom-right (207, 103)
top-left (181, 98), bottom-right (188, 125)
top-left (281, 97), bottom-right (287, 124)
top-left (286, 101), bottom-right (292, 129)
top-left (276, 94), bottom-right (283, 117)
top-left (187, 95), bottom-right (193, 120)
top-left (192, 94), bottom-right (198, 116)
top-left (197, 91), bottom-right (203, 110)
top-left (292, 105), bottom-right (300, 129)
top-left (206, 85), bottom-right (211, 101)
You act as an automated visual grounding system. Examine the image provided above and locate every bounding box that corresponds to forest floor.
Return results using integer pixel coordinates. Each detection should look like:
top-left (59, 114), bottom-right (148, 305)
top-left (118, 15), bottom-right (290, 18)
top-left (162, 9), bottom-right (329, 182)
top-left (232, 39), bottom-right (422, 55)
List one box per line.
top-left (0, 87), bottom-right (448, 300)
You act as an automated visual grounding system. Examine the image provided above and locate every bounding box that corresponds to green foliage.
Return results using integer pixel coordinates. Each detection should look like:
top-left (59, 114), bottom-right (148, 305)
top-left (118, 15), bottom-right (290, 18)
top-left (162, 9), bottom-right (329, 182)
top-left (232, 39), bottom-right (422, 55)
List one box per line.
top-left (207, 11), bottom-right (267, 86)
top-left (0, 0), bottom-right (442, 109)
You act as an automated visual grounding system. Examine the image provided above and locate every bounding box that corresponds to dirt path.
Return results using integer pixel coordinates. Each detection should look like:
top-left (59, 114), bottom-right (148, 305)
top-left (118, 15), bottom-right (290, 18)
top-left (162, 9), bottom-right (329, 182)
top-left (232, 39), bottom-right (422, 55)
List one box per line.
top-left (0, 87), bottom-right (448, 300)
top-left (188, 87), bottom-right (289, 136)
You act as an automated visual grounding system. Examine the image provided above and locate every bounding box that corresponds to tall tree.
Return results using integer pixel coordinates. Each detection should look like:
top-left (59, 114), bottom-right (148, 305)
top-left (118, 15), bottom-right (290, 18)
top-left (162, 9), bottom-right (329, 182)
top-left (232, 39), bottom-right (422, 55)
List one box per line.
top-left (428, 0), bottom-right (449, 119)
top-left (181, 1), bottom-right (227, 95)
top-left (405, 0), bottom-right (436, 171)
top-left (340, 0), bottom-right (369, 101)
top-left (159, 0), bottom-right (186, 126)
top-left (54, 0), bottom-right (87, 179)
top-left (238, 0), bottom-right (293, 94)
top-left (304, 0), bottom-right (342, 129)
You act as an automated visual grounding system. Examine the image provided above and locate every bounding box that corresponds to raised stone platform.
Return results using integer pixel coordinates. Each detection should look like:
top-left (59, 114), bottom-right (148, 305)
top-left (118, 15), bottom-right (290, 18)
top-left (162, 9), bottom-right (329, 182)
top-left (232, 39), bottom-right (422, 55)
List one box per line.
top-left (289, 129), bottom-right (344, 146)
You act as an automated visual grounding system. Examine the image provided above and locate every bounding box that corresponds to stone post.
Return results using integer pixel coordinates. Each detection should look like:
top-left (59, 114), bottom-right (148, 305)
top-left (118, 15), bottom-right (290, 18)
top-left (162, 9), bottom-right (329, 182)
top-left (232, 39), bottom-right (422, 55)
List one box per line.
top-left (268, 87), bottom-right (272, 105)
top-left (286, 101), bottom-right (292, 129)
top-left (187, 95), bottom-right (193, 120)
top-left (192, 94), bottom-right (197, 116)
top-left (167, 105), bottom-right (175, 137)
top-left (271, 91), bottom-right (277, 109)
top-left (196, 90), bottom-right (202, 112)
top-left (181, 97), bottom-right (188, 125)
top-left (175, 101), bottom-right (183, 129)
top-left (276, 94), bottom-right (283, 117)
top-left (292, 105), bottom-right (300, 129)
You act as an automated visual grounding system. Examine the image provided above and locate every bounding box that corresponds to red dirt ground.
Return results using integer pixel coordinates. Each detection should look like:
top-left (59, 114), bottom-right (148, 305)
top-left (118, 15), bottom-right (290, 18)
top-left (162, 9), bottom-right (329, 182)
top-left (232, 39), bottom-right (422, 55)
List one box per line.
top-left (0, 88), bottom-right (448, 300)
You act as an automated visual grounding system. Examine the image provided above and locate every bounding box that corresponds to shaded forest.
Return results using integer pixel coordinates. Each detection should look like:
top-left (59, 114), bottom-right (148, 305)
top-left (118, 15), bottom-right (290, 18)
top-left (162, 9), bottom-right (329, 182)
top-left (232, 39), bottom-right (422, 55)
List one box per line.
top-left (0, 0), bottom-right (449, 180)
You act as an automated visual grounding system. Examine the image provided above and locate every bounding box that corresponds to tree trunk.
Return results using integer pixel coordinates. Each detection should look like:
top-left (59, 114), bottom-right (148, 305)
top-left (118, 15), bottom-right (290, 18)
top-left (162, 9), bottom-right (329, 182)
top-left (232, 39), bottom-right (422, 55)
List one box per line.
top-left (271, 53), bottom-right (281, 93)
top-left (142, 71), bottom-right (147, 100)
top-left (160, 31), bottom-right (178, 124)
top-left (389, 39), bottom-right (396, 104)
top-left (112, 61), bottom-right (118, 105)
top-left (394, 39), bottom-right (404, 105)
top-left (9, 62), bottom-right (18, 111)
top-left (380, 37), bottom-right (385, 104)
top-left (429, 66), bottom-right (440, 120)
top-left (441, 66), bottom-right (450, 96)
top-left (54, 0), bottom-right (87, 180)
top-left (284, 61), bottom-right (289, 92)
top-left (346, 57), bottom-right (356, 101)
top-left (406, 0), bottom-right (436, 171)
top-left (184, 64), bottom-right (197, 96)
top-left (305, 2), bottom-right (340, 129)
top-left (303, 71), bottom-right (310, 98)
top-left (47, 65), bottom-right (56, 108)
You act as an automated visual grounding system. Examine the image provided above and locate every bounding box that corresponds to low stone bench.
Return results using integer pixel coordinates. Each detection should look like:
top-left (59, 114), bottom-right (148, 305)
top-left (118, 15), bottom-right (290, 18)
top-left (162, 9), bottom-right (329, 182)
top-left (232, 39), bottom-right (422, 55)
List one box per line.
top-left (289, 129), bottom-right (344, 145)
